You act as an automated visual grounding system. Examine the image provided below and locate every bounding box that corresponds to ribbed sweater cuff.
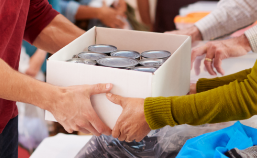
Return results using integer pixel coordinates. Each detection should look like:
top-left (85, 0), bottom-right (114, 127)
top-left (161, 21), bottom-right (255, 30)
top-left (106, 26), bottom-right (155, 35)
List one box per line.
top-left (195, 13), bottom-right (221, 40)
top-left (196, 78), bottom-right (227, 93)
top-left (144, 97), bottom-right (177, 130)
top-left (245, 26), bottom-right (257, 53)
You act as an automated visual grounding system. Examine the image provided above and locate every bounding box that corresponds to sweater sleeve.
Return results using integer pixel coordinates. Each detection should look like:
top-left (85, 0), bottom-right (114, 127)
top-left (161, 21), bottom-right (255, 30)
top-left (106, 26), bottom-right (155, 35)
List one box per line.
top-left (194, 0), bottom-right (257, 40)
top-left (197, 68), bottom-right (252, 93)
top-left (144, 60), bottom-right (257, 130)
top-left (245, 25), bottom-right (257, 53)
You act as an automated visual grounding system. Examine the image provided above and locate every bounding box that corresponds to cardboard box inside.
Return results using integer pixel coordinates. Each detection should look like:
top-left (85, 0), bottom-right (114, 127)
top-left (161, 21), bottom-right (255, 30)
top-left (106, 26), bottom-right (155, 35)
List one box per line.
top-left (46, 27), bottom-right (191, 129)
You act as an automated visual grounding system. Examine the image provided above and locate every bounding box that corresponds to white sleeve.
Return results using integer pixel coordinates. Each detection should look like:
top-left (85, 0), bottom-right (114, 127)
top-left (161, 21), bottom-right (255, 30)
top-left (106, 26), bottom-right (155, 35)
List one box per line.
top-left (245, 25), bottom-right (257, 53)
top-left (195, 0), bottom-right (257, 40)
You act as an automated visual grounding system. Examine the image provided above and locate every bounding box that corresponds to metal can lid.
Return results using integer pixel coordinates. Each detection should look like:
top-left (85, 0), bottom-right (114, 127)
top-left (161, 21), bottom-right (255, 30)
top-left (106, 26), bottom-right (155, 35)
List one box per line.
top-left (66, 58), bottom-right (96, 65)
top-left (132, 66), bottom-right (157, 73)
top-left (111, 50), bottom-right (140, 59)
top-left (78, 52), bottom-right (107, 60)
top-left (88, 44), bottom-right (117, 54)
top-left (139, 58), bottom-right (164, 67)
top-left (97, 57), bottom-right (138, 68)
top-left (141, 50), bottom-right (171, 59)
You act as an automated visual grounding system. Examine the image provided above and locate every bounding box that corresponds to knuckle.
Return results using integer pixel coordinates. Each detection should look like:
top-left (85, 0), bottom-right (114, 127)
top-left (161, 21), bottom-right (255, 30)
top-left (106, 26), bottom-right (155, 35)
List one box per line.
top-left (73, 126), bottom-right (79, 131)
top-left (97, 127), bottom-right (104, 134)
top-left (215, 50), bottom-right (222, 56)
top-left (94, 83), bottom-right (103, 92)
top-left (204, 61), bottom-right (209, 66)
top-left (206, 42), bottom-right (212, 47)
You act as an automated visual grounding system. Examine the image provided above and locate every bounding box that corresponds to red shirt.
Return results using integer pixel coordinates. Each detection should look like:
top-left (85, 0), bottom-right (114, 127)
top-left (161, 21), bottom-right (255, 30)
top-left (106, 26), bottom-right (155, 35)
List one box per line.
top-left (0, 0), bottom-right (59, 133)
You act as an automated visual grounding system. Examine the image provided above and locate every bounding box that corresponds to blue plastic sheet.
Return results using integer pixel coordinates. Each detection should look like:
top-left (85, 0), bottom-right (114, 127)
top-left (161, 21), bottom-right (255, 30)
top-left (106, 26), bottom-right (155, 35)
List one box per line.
top-left (177, 121), bottom-right (257, 158)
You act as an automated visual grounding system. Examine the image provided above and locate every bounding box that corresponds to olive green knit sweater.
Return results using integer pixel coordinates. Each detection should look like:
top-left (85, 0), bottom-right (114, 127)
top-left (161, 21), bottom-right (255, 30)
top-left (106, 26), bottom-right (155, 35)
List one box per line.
top-left (144, 60), bottom-right (257, 129)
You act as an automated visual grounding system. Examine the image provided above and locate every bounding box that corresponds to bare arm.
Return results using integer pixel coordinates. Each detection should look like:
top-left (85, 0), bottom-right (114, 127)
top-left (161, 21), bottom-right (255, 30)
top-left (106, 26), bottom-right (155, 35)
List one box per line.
top-left (137, 0), bottom-right (153, 31)
top-left (6, 14), bottom-right (113, 135)
top-left (75, 5), bottom-right (102, 20)
top-left (33, 14), bottom-right (85, 53)
top-left (0, 58), bottom-right (58, 110)
top-left (0, 58), bottom-right (112, 135)
top-left (25, 49), bottom-right (47, 77)
top-left (75, 2), bottom-right (125, 28)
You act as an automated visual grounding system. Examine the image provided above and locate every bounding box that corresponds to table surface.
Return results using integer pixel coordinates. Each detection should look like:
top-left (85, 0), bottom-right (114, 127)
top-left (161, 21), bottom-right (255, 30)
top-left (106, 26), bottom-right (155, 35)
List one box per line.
top-left (30, 134), bottom-right (92, 158)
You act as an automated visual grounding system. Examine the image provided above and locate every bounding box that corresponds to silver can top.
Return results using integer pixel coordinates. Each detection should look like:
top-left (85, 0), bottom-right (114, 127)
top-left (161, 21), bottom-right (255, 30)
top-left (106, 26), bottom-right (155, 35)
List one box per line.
top-left (139, 58), bottom-right (164, 67)
top-left (88, 44), bottom-right (117, 54)
top-left (141, 50), bottom-right (171, 59)
top-left (111, 50), bottom-right (140, 59)
top-left (132, 66), bottom-right (157, 73)
top-left (78, 52), bottom-right (107, 60)
top-left (66, 58), bottom-right (96, 65)
top-left (97, 57), bottom-right (138, 68)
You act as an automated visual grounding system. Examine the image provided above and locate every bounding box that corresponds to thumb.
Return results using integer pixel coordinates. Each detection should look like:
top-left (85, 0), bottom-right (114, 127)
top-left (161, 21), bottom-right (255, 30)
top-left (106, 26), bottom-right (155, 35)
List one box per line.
top-left (102, 0), bottom-right (106, 7)
top-left (106, 93), bottom-right (125, 108)
top-left (191, 45), bottom-right (207, 69)
top-left (88, 83), bottom-right (112, 95)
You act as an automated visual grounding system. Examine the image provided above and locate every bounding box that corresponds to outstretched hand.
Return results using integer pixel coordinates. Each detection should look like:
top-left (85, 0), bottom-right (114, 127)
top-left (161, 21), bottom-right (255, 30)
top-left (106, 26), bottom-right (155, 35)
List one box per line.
top-left (106, 93), bottom-right (151, 142)
top-left (49, 83), bottom-right (113, 136)
top-left (191, 35), bottom-right (251, 75)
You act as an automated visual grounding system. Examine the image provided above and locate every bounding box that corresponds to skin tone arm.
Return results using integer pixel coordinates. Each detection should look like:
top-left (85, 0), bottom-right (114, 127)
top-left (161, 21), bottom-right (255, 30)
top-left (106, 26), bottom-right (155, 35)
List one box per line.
top-left (166, 26), bottom-right (252, 75)
top-left (137, 0), bottom-right (153, 31)
top-left (2, 14), bottom-right (113, 135)
top-left (166, 25), bottom-right (203, 43)
top-left (33, 14), bottom-right (85, 53)
top-left (25, 49), bottom-right (47, 77)
top-left (74, 1), bottom-right (125, 28)
top-left (191, 34), bottom-right (251, 75)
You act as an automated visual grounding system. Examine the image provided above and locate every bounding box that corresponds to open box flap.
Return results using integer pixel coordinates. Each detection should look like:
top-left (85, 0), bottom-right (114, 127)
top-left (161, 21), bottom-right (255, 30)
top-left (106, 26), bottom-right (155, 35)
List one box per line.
top-left (48, 27), bottom-right (96, 61)
top-left (152, 37), bottom-right (191, 97)
top-left (46, 60), bottom-right (152, 129)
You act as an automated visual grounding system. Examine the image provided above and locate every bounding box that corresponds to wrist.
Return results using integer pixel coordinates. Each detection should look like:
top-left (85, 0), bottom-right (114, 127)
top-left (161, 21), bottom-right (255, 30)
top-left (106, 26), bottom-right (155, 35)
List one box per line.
top-left (191, 25), bottom-right (203, 41)
top-left (36, 85), bottom-right (64, 112)
top-left (238, 34), bottom-right (252, 52)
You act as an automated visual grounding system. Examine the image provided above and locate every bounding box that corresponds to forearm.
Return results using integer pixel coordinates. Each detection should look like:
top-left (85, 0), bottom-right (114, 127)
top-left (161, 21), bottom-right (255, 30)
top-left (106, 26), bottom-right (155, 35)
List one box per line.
top-left (195, 0), bottom-right (257, 40)
top-left (29, 49), bottom-right (47, 71)
top-left (0, 58), bottom-right (60, 111)
top-left (145, 61), bottom-right (257, 129)
top-left (137, 0), bottom-right (152, 29)
top-left (75, 5), bottom-right (101, 20)
top-left (197, 68), bottom-right (252, 93)
top-left (33, 14), bottom-right (85, 54)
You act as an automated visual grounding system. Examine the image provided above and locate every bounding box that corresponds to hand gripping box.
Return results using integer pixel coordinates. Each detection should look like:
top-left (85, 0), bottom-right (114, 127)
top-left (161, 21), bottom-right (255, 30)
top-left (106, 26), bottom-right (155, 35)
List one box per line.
top-left (45, 27), bottom-right (191, 129)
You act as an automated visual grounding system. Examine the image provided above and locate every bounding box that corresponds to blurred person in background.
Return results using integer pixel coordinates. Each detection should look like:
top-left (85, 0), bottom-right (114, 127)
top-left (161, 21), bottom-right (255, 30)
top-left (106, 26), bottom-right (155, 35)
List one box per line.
top-left (137, 0), bottom-right (218, 32)
top-left (166, 0), bottom-right (257, 76)
top-left (60, 0), bottom-right (148, 31)
top-left (0, 0), bottom-right (114, 157)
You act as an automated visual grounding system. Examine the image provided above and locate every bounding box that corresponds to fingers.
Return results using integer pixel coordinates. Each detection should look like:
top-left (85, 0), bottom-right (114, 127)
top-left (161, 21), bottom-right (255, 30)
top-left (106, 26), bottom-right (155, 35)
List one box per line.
top-left (59, 121), bottom-right (74, 134)
top-left (204, 45), bottom-right (217, 75)
top-left (78, 127), bottom-right (90, 134)
top-left (112, 124), bottom-right (121, 139)
top-left (102, 0), bottom-right (106, 7)
top-left (213, 50), bottom-right (225, 75)
top-left (114, 17), bottom-right (125, 28)
top-left (88, 83), bottom-right (112, 95)
top-left (191, 45), bottom-right (207, 69)
top-left (194, 56), bottom-right (202, 75)
top-left (106, 93), bottom-right (125, 107)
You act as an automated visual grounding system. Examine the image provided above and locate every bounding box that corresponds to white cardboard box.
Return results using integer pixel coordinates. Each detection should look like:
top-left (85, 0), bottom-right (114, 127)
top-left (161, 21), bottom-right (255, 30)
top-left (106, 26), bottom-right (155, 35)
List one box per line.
top-left (45, 27), bottom-right (191, 129)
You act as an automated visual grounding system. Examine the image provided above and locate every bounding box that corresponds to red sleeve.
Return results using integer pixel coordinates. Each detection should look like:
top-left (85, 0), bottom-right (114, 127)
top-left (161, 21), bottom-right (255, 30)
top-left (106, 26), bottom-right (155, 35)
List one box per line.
top-left (24, 0), bottom-right (59, 44)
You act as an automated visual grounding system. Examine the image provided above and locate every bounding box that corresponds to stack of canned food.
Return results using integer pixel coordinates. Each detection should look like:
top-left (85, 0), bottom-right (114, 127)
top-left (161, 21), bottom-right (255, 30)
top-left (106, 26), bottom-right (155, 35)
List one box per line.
top-left (67, 44), bottom-right (172, 73)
